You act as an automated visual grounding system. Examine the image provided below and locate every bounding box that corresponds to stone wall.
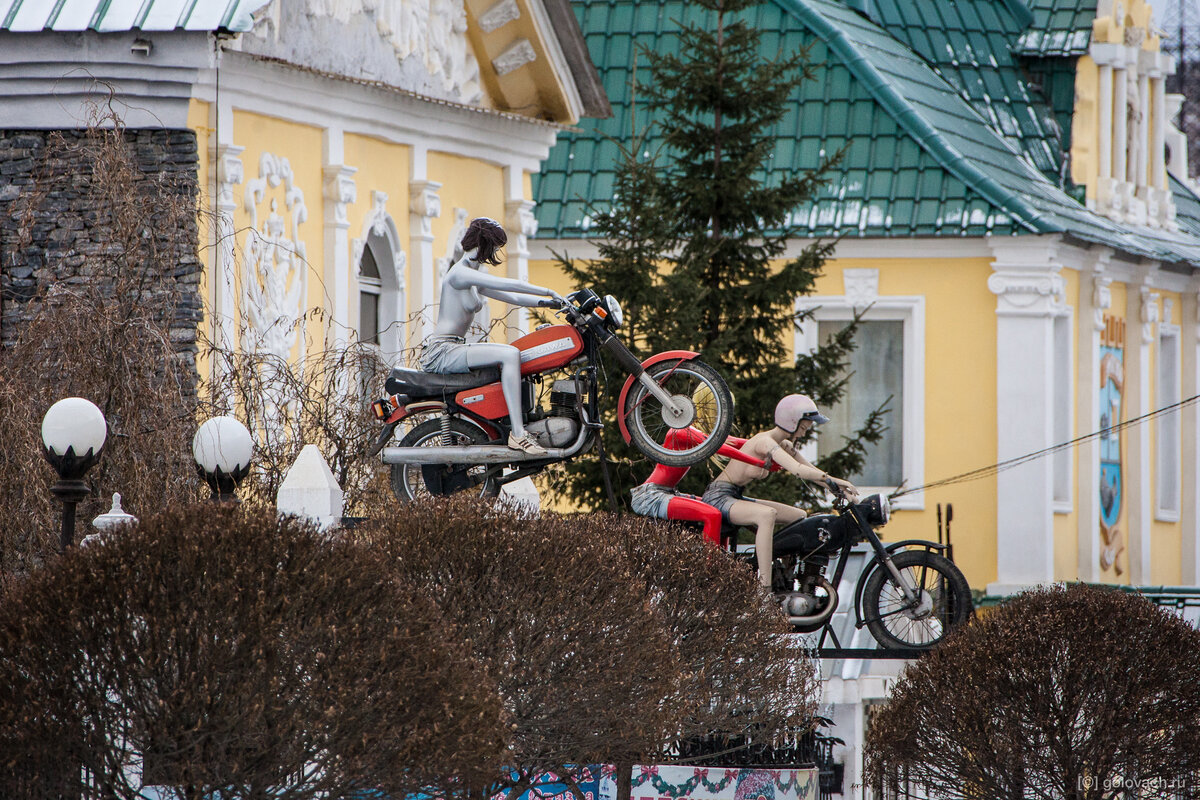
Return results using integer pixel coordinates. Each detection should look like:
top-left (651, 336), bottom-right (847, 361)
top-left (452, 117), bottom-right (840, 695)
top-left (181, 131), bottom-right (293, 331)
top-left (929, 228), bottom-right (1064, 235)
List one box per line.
top-left (0, 129), bottom-right (202, 376)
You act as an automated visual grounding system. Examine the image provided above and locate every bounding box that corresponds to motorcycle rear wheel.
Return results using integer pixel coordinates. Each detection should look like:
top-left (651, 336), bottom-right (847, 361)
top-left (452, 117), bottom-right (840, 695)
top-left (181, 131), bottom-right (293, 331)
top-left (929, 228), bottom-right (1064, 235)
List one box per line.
top-left (861, 550), bottom-right (971, 650)
top-left (623, 358), bottom-right (733, 467)
top-left (390, 418), bottom-right (499, 503)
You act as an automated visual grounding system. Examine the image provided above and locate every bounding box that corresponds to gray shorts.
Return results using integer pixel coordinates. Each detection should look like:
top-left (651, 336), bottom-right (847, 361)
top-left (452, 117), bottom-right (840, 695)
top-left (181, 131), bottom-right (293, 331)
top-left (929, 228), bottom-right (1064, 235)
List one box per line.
top-left (630, 483), bottom-right (676, 519)
top-left (701, 480), bottom-right (757, 523)
top-left (419, 334), bottom-right (471, 373)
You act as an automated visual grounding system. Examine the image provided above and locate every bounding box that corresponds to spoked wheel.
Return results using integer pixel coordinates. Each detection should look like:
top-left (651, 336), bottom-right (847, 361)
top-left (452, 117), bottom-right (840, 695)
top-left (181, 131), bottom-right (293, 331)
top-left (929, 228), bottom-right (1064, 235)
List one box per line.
top-left (390, 418), bottom-right (499, 503)
top-left (861, 550), bottom-right (971, 649)
top-left (623, 359), bottom-right (733, 467)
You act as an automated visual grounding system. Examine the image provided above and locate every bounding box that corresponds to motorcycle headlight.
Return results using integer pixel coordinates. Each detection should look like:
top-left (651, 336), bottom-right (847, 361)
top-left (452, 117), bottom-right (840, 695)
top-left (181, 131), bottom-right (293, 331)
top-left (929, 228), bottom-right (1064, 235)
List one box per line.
top-left (857, 493), bottom-right (890, 526)
top-left (604, 294), bottom-right (624, 328)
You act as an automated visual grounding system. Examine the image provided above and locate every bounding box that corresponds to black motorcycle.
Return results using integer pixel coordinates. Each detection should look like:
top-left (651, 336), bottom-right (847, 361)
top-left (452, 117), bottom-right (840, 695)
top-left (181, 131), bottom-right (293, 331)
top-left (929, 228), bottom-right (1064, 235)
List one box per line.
top-left (735, 482), bottom-right (972, 650)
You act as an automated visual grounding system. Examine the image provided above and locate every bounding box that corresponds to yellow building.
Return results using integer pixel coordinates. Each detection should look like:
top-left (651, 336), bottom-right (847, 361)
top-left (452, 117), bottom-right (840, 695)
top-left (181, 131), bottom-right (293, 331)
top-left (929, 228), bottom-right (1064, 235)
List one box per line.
top-left (0, 0), bottom-right (608, 379)
top-left (530, 0), bottom-right (1200, 599)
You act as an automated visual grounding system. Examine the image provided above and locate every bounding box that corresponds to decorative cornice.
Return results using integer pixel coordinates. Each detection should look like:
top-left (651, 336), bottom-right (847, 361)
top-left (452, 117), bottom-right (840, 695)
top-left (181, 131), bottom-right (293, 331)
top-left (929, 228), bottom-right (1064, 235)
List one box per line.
top-left (352, 190), bottom-right (407, 292)
top-left (479, 0), bottom-right (520, 33)
top-left (322, 164), bottom-right (358, 228)
top-left (409, 180), bottom-right (442, 239)
top-left (217, 144), bottom-right (245, 212)
top-left (493, 39), bottom-right (537, 76)
top-left (988, 264), bottom-right (1066, 316)
top-left (843, 268), bottom-right (879, 310)
top-left (505, 198), bottom-right (538, 256)
top-left (1092, 276), bottom-right (1113, 331)
top-left (1140, 287), bottom-right (1160, 344)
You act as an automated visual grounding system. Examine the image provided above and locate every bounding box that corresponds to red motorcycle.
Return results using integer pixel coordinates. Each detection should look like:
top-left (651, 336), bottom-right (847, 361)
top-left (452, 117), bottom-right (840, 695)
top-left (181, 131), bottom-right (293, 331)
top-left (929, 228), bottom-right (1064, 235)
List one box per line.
top-left (370, 289), bottom-right (733, 503)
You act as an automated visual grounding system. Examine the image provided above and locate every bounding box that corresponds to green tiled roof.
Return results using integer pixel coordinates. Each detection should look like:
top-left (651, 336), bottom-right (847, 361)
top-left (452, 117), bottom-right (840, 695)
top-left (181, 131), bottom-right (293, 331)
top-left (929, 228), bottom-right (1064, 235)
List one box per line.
top-left (0, 0), bottom-right (268, 32)
top-left (534, 0), bottom-right (1200, 267)
top-left (1016, 0), bottom-right (1095, 56)
top-left (1172, 175), bottom-right (1200, 241)
top-left (858, 0), bottom-right (1064, 179)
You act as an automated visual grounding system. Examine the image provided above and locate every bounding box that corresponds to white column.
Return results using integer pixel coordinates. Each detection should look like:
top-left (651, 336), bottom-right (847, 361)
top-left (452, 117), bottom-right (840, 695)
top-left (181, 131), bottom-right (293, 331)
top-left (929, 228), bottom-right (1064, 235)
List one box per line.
top-left (1153, 75), bottom-right (1167, 190)
top-left (986, 238), bottom-right (1065, 595)
top-left (1125, 280), bottom-right (1159, 584)
top-left (1137, 73), bottom-right (1147, 189)
top-left (1183, 290), bottom-right (1200, 584)
top-left (1077, 254), bottom-right (1112, 582)
top-left (504, 165), bottom-right (537, 338)
top-left (1098, 62), bottom-right (1114, 183)
top-left (322, 126), bottom-right (357, 349)
top-left (212, 89), bottom-right (243, 366)
top-left (408, 146), bottom-right (441, 344)
top-left (1113, 65), bottom-right (1128, 194)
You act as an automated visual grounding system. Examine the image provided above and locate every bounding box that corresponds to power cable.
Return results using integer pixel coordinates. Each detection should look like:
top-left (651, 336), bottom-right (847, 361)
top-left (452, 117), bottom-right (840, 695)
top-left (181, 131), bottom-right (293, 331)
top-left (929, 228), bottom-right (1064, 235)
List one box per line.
top-left (892, 392), bottom-right (1200, 498)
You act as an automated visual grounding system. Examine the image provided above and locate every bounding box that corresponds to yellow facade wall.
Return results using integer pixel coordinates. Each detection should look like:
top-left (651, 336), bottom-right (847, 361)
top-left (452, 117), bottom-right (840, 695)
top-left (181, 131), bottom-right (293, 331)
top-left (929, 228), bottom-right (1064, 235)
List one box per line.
top-left (815, 257), bottom-right (1000, 591)
top-left (428, 151), bottom-right (508, 337)
top-left (188, 99), bottom-right (213, 382)
top-left (1055, 267), bottom-right (1081, 582)
top-left (231, 111), bottom-right (326, 360)
top-left (342, 132), bottom-right (412, 344)
top-left (1151, 288), bottom-right (1184, 585)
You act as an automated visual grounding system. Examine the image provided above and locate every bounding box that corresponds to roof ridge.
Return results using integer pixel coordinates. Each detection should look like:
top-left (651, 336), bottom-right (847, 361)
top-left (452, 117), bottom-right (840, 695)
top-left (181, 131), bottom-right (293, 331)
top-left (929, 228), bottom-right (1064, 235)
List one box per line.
top-left (774, 0), bottom-right (1051, 234)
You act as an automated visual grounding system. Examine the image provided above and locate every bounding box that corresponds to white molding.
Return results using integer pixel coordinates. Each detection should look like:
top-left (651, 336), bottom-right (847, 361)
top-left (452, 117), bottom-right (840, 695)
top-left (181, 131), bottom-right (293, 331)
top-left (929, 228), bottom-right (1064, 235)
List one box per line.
top-left (1156, 321), bottom-right (1182, 522)
top-left (525, 0), bottom-right (585, 122)
top-left (1053, 307), bottom-right (1076, 515)
top-left (194, 52), bottom-right (558, 170)
top-left (794, 295), bottom-right (926, 511)
top-left (352, 190), bottom-right (408, 358)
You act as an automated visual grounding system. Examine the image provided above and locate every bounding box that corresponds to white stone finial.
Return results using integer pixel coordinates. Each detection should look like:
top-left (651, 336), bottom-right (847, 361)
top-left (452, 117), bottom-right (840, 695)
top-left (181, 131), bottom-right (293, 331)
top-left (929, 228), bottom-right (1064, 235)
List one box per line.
top-left (277, 444), bottom-right (344, 530)
top-left (83, 493), bottom-right (138, 547)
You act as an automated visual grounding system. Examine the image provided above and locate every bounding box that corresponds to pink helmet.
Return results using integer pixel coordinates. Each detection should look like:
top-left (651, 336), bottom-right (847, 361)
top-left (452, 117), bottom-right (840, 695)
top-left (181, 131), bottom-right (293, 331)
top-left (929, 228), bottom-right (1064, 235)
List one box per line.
top-left (774, 394), bottom-right (829, 434)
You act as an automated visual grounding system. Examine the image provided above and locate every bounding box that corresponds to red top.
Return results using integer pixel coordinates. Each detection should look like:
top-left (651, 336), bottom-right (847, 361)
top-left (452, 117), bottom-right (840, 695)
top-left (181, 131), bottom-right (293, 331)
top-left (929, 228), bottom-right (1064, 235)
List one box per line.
top-left (642, 427), bottom-right (776, 489)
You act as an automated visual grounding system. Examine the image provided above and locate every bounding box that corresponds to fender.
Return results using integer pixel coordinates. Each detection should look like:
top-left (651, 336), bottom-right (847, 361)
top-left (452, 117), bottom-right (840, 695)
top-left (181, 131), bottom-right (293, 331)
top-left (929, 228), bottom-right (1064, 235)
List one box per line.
top-left (616, 350), bottom-right (702, 444)
top-left (852, 540), bottom-right (952, 629)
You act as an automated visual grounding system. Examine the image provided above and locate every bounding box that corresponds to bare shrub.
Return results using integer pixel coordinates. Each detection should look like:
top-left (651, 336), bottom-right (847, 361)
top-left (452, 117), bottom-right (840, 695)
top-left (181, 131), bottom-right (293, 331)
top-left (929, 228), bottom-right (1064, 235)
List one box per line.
top-left (353, 498), bottom-right (818, 798)
top-left (0, 505), bottom-right (506, 799)
top-left (865, 583), bottom-right (1200, 799)
top-left (0, 118), bottom-right (203, 576)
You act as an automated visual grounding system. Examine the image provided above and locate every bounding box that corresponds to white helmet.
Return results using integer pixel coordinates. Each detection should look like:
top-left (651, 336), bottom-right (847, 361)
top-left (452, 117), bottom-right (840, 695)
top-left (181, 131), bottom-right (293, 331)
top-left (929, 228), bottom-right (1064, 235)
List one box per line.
top-left (774, 394), bottom-right (829, 434)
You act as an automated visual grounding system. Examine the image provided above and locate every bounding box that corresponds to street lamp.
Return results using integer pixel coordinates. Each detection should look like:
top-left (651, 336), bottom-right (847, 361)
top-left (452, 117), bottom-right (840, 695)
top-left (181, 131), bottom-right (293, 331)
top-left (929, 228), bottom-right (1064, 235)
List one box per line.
top-left (192, 417), bottom-right (253, 502)
top-left (41, 397), bottom-right (107, 551)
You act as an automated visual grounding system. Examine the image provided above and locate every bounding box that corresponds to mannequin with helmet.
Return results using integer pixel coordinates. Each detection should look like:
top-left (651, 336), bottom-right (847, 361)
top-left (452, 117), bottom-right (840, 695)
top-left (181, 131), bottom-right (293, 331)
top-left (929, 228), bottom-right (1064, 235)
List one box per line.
top-left (419, 217), bottom-right (565, 455)
top-left (701, 393), bottom-right (859, 588)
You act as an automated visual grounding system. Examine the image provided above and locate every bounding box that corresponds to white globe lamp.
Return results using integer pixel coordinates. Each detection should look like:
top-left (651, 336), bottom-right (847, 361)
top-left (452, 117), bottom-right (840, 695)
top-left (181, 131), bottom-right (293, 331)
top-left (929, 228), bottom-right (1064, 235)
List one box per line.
top-left (192, 417), bottom-right (254, 502)
top-left (40, 397), bottom-right (108, 550)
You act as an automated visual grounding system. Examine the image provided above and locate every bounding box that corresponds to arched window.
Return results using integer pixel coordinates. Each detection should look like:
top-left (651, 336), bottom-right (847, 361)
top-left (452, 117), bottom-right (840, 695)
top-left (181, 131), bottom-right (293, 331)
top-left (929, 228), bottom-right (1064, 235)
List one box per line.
top-left (353, 200), bottom-right (406, 359)
top-left (358, 242), bottom-right (382, 346)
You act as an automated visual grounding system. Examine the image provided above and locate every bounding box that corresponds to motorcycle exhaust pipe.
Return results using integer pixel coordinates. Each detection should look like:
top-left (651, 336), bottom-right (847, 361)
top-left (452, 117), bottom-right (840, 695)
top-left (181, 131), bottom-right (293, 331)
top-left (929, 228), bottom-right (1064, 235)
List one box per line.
top-left (380, 412), bottom-right (594, 465)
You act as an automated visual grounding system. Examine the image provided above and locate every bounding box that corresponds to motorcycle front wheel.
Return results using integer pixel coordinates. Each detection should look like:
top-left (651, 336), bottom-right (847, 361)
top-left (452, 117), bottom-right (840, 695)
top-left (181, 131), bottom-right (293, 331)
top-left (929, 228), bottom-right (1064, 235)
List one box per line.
top-left (390, 418), bottom-right (499, 503)
top-left (861, 550), bottom-right (971, 650)
top-left (623, 358), bottom-right (733, 467)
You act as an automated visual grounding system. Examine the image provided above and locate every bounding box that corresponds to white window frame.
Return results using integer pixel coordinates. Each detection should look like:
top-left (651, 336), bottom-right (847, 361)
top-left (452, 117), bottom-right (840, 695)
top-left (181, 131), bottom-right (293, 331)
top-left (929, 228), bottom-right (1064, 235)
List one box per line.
top-left (353, 224), bottom-right (406, 359)
top-left (358, 245), bottom-right (383, 347)
top-left (1157, 321), bottom-right (1182, 522)
top-left (1053, 309), bottom-right (1075, 514)
top-left (795, 295), bottom-right (925, 511)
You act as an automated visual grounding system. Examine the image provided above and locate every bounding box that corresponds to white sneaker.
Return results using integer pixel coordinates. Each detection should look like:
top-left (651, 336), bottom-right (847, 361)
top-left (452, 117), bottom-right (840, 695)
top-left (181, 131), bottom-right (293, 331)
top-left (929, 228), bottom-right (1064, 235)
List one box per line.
top-left (507, 432), bottom-right (547, 455)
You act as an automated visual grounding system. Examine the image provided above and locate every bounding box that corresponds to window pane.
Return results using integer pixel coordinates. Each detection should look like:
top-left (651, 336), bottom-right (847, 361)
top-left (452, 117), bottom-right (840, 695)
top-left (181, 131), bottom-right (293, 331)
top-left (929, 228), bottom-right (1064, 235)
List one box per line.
top-left (360, 244), bottom-right (380, 280)
top-left (360, 291), bottom-right (379, 346)
top-left (817, 320), bottom-right (904, 486)
top-left (1158, 332), bottom-right (1180, 513)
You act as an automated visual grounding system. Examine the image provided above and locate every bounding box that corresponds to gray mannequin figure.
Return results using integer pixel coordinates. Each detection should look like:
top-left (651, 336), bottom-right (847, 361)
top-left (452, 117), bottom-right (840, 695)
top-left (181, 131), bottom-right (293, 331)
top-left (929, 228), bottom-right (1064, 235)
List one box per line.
top-left (419, 217), bottom-right (563, 455)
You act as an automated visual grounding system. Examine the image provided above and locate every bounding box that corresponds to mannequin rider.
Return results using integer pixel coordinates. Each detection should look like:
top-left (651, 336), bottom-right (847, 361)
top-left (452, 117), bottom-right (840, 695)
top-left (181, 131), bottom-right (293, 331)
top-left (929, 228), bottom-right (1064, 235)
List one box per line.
top-left (701, 394), bottom-right (859, 588)
top-left (419, 217), bottom-right (563, 455)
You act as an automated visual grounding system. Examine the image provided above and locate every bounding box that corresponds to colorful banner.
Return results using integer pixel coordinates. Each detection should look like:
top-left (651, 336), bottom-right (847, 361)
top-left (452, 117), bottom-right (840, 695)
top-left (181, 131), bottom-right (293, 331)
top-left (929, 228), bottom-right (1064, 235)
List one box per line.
top-left (1099, 314), bottom-right (1126, 575)
top-left (492, 766), bottom-right (819, 800)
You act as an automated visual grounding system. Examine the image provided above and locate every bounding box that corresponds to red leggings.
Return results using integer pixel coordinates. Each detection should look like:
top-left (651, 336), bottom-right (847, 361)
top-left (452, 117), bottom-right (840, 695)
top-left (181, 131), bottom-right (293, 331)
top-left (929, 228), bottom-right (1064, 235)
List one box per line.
top-left (666, 495), bottom-right (723, 546)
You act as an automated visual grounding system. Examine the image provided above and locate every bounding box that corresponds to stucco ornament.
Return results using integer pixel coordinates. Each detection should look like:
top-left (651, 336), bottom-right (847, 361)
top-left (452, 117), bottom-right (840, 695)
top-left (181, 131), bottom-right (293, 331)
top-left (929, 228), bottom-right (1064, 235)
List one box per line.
top-left (244, 153), bottom-right (309, 432)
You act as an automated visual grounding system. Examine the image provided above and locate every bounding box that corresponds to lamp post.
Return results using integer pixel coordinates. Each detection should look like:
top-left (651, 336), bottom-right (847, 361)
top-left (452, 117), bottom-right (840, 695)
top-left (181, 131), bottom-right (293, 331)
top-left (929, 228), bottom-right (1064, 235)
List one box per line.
top-left (41, 397), bottom-right (107, 551)
top-left (192, 417), bottom-right (254, 502)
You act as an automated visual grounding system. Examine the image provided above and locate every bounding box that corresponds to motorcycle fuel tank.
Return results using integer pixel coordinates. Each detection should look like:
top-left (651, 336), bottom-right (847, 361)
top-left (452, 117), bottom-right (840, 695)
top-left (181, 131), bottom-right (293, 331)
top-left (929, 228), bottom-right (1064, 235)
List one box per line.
top-left (512, 325), bottom-right (584, 375)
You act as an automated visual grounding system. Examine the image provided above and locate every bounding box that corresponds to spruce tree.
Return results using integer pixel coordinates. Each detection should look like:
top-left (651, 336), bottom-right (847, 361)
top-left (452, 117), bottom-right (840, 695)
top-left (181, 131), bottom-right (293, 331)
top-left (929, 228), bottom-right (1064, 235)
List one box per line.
top-left (554, 0), bottom-right (886, 509)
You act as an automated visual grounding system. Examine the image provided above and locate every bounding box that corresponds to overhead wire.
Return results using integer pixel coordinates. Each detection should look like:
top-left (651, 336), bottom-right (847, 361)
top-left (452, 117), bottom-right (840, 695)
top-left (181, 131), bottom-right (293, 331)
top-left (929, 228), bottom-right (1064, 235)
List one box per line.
top-left (891, 392), bottom-right (1200, 498)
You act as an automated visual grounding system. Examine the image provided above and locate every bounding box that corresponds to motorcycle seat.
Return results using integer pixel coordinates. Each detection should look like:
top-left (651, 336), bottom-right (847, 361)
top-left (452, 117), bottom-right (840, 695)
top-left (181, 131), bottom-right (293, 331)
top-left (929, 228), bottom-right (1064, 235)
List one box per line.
top-left (385, 366), bottom-right (501, 400)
